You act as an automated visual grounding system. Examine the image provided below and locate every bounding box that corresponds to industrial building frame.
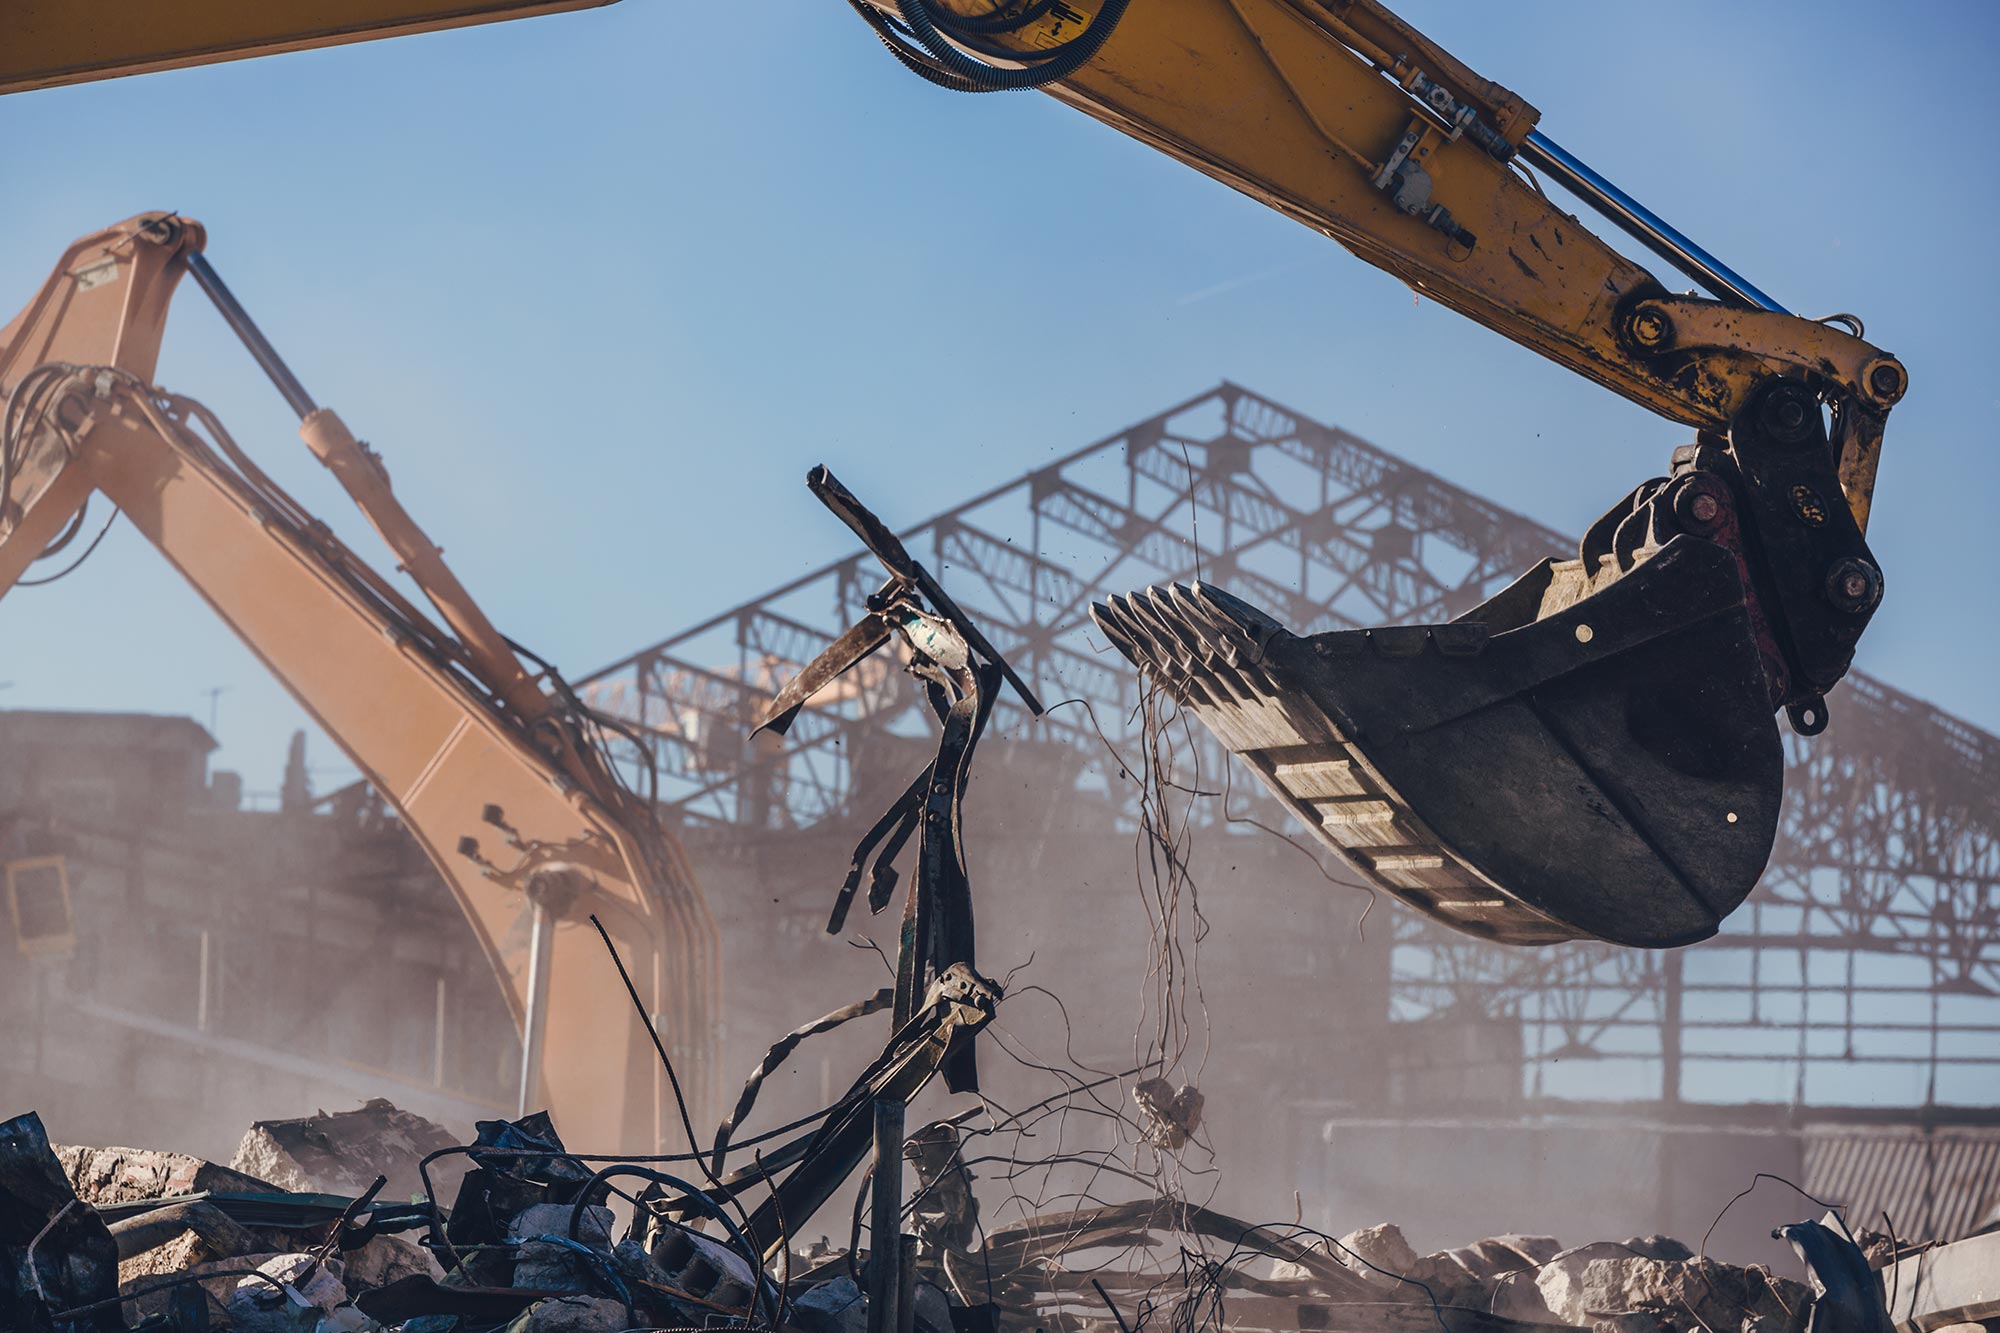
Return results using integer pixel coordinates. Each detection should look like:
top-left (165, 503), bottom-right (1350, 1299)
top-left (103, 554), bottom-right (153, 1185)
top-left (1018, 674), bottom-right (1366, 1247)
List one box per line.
top-left (584, 383), bottom-right (2000, 1111)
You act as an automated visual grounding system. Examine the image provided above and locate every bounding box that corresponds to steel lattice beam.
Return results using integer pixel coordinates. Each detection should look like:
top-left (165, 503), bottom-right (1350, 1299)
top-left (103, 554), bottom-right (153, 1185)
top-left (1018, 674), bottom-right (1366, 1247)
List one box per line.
top-left (582, 382), bottom-right (2000, 1108)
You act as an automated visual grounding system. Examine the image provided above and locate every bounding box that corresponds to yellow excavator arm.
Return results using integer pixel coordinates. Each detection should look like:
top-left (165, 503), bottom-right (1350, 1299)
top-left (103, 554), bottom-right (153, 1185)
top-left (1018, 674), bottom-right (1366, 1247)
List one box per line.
top-left (856, 0), bottom-right (1906, 518)
top-left (0, 214), bottom-right (719, 1149)
top-left (847, 0), bottom-right (1909, 947)
top-left (0, 0), bottom-right (613, 94)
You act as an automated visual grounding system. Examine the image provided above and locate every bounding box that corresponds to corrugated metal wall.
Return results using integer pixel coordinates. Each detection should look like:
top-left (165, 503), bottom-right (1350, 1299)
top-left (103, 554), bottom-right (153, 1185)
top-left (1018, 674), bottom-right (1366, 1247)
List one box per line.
top-left (1806, 1127), bottom-right (2000, 1242)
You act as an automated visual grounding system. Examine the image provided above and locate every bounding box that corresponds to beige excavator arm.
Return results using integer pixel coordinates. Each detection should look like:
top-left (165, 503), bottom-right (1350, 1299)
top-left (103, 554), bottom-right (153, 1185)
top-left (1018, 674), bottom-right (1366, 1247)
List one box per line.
top-left (0, 214), bottom-right (719, 1150)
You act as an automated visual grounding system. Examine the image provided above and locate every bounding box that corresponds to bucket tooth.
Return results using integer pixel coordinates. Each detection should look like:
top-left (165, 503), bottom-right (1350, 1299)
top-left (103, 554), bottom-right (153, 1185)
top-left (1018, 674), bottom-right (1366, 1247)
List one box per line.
top-left (1313, 797), bottom-right (1399, 828)
top-left (1095, 536), bottom-right (1784, 948)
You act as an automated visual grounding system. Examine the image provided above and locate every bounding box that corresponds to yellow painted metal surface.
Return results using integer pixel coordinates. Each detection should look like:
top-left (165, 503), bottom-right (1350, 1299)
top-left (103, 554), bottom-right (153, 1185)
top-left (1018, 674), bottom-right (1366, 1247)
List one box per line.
top-left (1, 0), bottom-right (615, 94)
top-left (902, 0), bottom-right (1903, 526)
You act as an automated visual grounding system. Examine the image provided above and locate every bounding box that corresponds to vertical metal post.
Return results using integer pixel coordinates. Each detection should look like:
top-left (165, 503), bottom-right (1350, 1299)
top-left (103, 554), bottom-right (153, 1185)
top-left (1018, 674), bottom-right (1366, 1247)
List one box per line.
top-left (1661, 950), bottom-right (1683, 1105)
top-left (867, 1100), bottom-right (905, 1333)
top-left (433, 975), bottom-right (449, 1089)
top-left (895, 1234), bottom-right (918, 1333)
top-left (196, 929), bottom-right (211, 1033)
top-left (517, 901), bottom-right (554, 1117)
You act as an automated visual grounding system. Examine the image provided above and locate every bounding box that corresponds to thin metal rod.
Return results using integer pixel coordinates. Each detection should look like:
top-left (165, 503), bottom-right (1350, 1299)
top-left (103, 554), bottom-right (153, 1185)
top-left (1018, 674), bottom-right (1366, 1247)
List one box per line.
top-left (433, 975), bottom-right (448, 1089)
top-left (894, 1233), bottom-right (918, 1333)
top-left (516, 901), bottom-right (554, 1117)
top-left (867, 1099), bottom-right (905, 1333)
top-left (181, 250), bottom-right (319, 418)
top-left (1521, 130), bottom-right (1787, 314)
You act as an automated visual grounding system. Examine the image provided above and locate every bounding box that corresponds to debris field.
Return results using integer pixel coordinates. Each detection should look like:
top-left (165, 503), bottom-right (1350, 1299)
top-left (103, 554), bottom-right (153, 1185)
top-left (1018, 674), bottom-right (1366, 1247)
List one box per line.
top-left (7, 1090), bottom-right (1997, 1333)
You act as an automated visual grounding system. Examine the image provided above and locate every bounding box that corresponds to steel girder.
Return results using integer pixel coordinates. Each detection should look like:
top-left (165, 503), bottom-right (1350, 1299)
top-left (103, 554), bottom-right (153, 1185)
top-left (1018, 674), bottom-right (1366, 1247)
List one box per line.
top-left (582, 383), bottom-right (2000, 1108)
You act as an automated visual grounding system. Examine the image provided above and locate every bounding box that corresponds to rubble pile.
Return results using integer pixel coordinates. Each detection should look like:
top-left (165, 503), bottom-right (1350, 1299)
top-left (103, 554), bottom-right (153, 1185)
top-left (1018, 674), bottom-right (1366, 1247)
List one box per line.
top-left (6, 1093), bottom-right (1974, 1333)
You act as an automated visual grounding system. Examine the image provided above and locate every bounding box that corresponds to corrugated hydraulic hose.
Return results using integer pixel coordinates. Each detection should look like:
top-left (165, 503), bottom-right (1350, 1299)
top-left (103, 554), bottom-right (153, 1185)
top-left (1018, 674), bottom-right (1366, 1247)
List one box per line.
top-left (851, 0), bottom-right (1133, 92)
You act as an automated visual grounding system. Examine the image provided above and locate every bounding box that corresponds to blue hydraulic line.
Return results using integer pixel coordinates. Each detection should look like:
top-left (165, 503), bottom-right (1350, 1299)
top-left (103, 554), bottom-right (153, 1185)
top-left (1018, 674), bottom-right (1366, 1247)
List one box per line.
top-left (1520, 130), bottom-right (1788, 314)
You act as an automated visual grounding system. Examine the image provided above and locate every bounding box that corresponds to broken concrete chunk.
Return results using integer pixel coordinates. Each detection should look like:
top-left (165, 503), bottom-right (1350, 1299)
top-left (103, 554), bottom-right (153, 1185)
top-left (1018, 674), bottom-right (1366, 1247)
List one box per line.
top-left (340, 1232), bottom-right (445, 1293)
top-left (792, 1274), bottom-right (867, 1333)
top-left (119, 1251), bottom-right (290, 1327)
top-left (511, 1203), bottom-right (613, 1251)
top-left (1134, 1077), bottom-right (1205, 1151)
top-left (226, 1252), bottom-right (349, 1333)
top-left (1621, 1236), bottom-right (1695, 1262)
top-left (502, 1294), bottom-right (631, 1333)
top-left (643, 1216), bottom-right (758, 1303)
top-left (1337, 1222), bottom-right (1421, 1277)
top-left (1527, 1243), bottom-right (1742, 1328)
top-left (511, 1203), bottom-right (615, 1292)
top-left (609, 1236), bottom-right (714, 1327)
top-left (1573, 1256), bottom-right (1810, 1333)
top-left (232, 1098), bottom-right (461, 1201)
top-left (57, 1143), bottom-right (276, 1207)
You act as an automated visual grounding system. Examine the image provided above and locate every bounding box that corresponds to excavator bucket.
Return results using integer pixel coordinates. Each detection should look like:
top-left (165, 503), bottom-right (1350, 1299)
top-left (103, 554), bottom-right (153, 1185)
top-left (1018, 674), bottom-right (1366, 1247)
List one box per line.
top-left (1091, 534), bottom-right (1783, 947)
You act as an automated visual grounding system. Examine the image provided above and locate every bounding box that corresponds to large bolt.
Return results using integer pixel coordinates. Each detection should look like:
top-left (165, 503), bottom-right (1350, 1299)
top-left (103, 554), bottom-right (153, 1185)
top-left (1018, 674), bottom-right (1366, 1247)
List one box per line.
top-left (1628, 307), bottom-right (1673, 349)
top-left (1671, 478), bottom-right (1727, 534)
top-left (1824, 556), bottom-right (1883, 614)
top-left (1864, 358), bottom-right (1908, 406)
top-left (1756, 382), bottom-right (1819, 446)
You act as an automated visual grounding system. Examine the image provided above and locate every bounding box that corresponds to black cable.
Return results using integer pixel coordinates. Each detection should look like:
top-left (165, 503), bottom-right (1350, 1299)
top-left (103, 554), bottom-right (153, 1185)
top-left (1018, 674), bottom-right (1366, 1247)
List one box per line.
top-left (929, 0), bottom-right (1057, 35)
top-left (888, 0), bottom-right (1124, 87)
top-left (571, 1165), bottom-right (777, 1330)
top-left (17, 510), bottom-right (117, 587)
top-left (846, 0), bottom-right (1132, 93)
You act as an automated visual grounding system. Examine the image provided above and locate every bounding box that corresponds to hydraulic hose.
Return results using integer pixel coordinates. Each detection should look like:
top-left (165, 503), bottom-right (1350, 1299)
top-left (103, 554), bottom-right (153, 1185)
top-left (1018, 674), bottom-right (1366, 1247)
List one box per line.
top-left (854, 0), bottom-right (1132, 92)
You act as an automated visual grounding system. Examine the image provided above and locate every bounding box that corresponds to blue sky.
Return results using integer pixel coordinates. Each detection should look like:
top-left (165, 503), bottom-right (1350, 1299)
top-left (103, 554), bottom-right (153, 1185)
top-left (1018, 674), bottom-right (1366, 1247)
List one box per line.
top-left (1, 1), bottom-right (1995, 797)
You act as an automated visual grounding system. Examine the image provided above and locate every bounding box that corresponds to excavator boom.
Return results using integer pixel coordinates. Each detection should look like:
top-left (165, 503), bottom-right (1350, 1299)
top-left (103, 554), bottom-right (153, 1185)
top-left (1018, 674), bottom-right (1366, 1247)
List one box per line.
top-left (0, 215), bottom-right (719, 1147)
top-left (852, 0), bottom-right (1908, 946)
top-left (0, 0), bottom-right (614, 95)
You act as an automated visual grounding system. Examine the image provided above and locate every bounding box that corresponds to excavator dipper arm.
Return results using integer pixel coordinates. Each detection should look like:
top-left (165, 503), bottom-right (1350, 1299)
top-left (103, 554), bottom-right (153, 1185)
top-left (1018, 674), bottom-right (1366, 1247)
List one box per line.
top-left (0, 0), bottom-right (614, 95)
top-left (0, 214), bottom-right (719, 1146)
top-left (851, 0), bottom-right (1910, 946)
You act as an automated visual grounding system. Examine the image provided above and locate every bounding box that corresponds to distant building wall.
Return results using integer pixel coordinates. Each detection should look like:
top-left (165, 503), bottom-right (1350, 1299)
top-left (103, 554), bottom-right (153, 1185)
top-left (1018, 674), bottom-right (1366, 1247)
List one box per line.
top-left (0, 710), bottom-right (517, 1163)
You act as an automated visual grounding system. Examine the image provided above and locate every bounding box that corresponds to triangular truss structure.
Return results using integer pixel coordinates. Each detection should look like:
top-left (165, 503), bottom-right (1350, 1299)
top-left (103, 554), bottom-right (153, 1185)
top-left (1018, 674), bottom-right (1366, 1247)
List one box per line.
top-left (584, 383), bottom-right (2000, 1107)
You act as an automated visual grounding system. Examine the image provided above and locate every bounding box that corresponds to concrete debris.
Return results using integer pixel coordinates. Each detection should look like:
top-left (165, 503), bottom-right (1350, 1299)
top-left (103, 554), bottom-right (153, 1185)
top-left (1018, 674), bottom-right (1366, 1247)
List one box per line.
top-left (225, 1253), bottom-right (349, 1333)
top-left (1571, 1255), bottom-right (1808, 1333)
top-left (341, 1234), bottom-right (444, 1292)
top-left (59, 1144), bottom-right (276, 1207)
top-left (0, 1098), bottom-right (1939, 1333)
top-left (1406, 1233), bottom-right (1563, 1306)
top-left (232, 1098), bottom-right (461, 1202)
top-left (509, 1204), bottom-right (613, 1292)
top-left (1338, 1221), bottom-right (1422, 1277)
top-left (1881, 1225), bottom-right (2000, 1330)
top-left (501, 1295), bottom-right (630, 1333)
top-left (1134, 1076), bottom-right (1205, 1150)
top-left (793, 1274), bottom-right (868, 1333)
